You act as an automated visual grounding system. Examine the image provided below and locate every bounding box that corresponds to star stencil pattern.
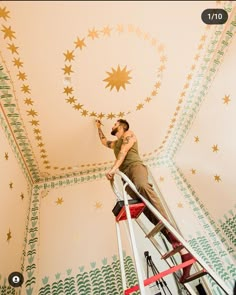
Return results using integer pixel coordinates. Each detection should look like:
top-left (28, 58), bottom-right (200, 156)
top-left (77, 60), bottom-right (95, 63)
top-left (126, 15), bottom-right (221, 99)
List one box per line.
top-left (7, 229), bottom-right (12, 242)
top-left (56, 197), bottom-right (64, 205)
top-left (214, 175), bottom-right (221, 182)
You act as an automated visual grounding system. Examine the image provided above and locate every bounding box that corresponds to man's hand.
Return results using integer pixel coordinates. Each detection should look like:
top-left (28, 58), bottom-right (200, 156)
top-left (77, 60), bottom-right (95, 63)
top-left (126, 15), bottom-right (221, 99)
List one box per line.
top-left (95, 119), bottom-right (102, 128)
top-left (106, 168), bottom-right (117, 181)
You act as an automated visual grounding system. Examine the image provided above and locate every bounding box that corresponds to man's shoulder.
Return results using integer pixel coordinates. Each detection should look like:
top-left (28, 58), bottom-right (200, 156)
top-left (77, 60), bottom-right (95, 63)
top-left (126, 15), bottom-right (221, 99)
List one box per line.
top-left (124, 130), bottom-right (135, 136)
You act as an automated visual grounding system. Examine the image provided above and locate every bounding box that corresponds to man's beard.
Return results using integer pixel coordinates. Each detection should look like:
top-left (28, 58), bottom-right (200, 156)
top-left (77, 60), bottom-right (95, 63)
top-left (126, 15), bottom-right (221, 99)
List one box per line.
top-left (111, 127), bottom-right (118, 136)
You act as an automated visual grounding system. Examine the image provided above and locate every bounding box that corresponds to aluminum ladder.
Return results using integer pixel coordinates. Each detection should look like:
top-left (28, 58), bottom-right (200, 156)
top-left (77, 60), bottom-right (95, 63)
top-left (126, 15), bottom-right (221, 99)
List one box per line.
top-left (111, 170), bottom-right (231, 295)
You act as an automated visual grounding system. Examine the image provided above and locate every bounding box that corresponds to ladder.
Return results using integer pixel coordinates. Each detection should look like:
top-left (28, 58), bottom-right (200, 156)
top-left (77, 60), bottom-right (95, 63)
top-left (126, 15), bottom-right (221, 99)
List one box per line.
top-left (111, 170), bottom-right (231, 295)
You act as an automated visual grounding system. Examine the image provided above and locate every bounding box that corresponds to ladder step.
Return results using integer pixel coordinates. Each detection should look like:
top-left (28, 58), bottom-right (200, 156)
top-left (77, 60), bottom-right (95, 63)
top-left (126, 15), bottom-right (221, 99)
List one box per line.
top-left (162, 244), bottom-right (184, 259)
top-left (146, 222), bottom-right (165, 238)
top-left (181, 269), bottom-right (207, 283)
top-left (124, 258), bottom-right (197, 294)
top-left (112, 200), bottom-right (146, 221)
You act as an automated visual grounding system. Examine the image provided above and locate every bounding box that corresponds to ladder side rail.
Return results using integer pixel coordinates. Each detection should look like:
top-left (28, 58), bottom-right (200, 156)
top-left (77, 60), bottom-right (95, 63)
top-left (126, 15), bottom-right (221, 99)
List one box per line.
top-left (115, 221), bottom-right (127, 291)
top-left (122, 182), bottom-right (146, 294)
top-left (135, 217), bottom-right (198, 295)
top-left (114, 170), bottom-right (231, 295)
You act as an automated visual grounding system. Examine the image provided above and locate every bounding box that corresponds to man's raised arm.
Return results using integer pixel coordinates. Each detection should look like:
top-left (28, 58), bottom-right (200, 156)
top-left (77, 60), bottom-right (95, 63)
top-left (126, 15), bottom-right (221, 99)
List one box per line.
top-left (95, 120), bottom-right (114, 149)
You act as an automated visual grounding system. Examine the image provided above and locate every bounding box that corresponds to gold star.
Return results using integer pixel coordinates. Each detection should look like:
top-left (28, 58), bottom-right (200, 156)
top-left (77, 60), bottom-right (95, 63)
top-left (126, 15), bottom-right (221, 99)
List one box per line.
top-left (191, 64), bottom-right (196, 71)
top-left (98, 112), bottom-right (105, 119)
top-left (43, 160), bottom-right (49, 165)
top-left (21, 84), bottom-right (30, 93)
top-left (7, 229), bottom-right (12, 242)
top-left (0, 7), bottom-right (10, 20)
top-left (184, 83), bottom-right (189, 89)
top-left (17, 71), bottom-right (27, 81)
top-left (145, 97), bottom-right (152, 102)
top-left (74, 37), bottom-right (86, 50)
top-left (159, 177), bottom-right (164, 182)
top-left (160, 55), bottom-right (167, 63)
top-left (38, 142), bottom-right (44, 147)
top-left (30, 119), bottom-right (39, 126)
top-left (90, 111), bottom-right (97, 117)
top-left (40, 149), bottom-right (46, 153)
top-left (27, 109), bottom-right (37, 117)
top-left (214, 175), bottom-right (221, 182)
top-left (63, 86), bottom-right (73, 95)
top-left (9, 182), bottom-right (13, 189)
top-left (103, 65), bottom-right (132, 91)
top-left (223, 95), bottom-right (230, 104)
top-left (41, 154), bottom-right (47, 159)
top-left (63, 50), bottom-right (75, 62)
top-left (88, 28), bottom-right (99, 40)
top-left (194, 136), bottom-right (199, 143)
top-left (117, 112), bottom-right (125, 118)
top-left (5, 152), bottom-right (9, 160)
top-left (102, 26), bottom-right (112, 36)
top-left (107, 112), bottom-right (116, 119)
top-left (180, 92), bottom-right (185, 97)
top-left (81, 109), bottom-right (88, 116)
top-left (1, 25), bottom-right (15, 40)
top-left (95, 201), bottom-right (102, 209)
top-left (212, 144), bottom-right (219, 152)
top-left (7, 43), bottom-right (18, 54)
top-left (191, 169), bottom-right (196, 174)
top-left (158, 65), bottom-right (166, 72)
top-left (198, 44), bottom-right (203, 50)
top-left (66, 97), bottom-right (76, 104)
top-left (194, 54), bottom-right (200, 61)
top-left (116, 24), bottom-right (124, 33)
top-left (13, 57), bottom-right (23, 68)
top-left (136, 103), bottom-right (144, 110)
top-left (177, 202), bottom-right (183, 208)
top-left (24, 98), bottom-right (34, 105)
top-left (34, 129), bottom-right (41, 134)
top-left (73, 103), bottom-right (83, 110)
top-left (187, 74), bottom-right (192, 80)
top-left (45, 165), bottom-right (51, 169)
top-left (35, 136), bottom-right (42, 141)
top-left (62, 65), bottom-right (73, 75)
top-left (151, 90), bottom-right (157, 96)
top-left (154, 82), bottom-right (161, 89)
top-left (201, 35), bottom-right (207, 41)
top-left (20, 193), bottom-right (24, 200)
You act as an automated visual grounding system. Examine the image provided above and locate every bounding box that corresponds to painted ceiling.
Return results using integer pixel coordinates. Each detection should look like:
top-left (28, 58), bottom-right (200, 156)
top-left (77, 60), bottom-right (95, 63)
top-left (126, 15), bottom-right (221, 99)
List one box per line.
top-left (0, 1), bottom-right (235, 184)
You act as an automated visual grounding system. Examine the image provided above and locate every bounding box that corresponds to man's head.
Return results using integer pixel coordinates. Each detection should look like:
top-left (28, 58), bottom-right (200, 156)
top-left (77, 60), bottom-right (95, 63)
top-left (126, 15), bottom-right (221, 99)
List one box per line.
top-left (111, 119), bottom-right (129, 136)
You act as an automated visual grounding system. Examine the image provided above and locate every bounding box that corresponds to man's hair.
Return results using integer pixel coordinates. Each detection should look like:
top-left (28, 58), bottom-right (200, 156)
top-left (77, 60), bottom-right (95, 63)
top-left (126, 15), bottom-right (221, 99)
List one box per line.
top-left (117, 119), bottom-right (129, 131)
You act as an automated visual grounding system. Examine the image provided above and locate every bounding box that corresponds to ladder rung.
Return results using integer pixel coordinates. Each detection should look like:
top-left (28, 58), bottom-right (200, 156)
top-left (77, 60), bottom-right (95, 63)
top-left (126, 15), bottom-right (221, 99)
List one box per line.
top-left (124, 258), bottom-right (197, 294)
top-left (161, 244), bottom-right (184, 259)
top-left (181, 269), bottom-right (207, 283)
top-left (146, 222), bottom-right (164, 238)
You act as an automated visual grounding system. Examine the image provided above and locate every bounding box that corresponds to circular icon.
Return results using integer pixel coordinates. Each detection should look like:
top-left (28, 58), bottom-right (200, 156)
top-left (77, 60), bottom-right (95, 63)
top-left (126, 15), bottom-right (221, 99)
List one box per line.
top-left (8, 272), bottom-right (24, 287)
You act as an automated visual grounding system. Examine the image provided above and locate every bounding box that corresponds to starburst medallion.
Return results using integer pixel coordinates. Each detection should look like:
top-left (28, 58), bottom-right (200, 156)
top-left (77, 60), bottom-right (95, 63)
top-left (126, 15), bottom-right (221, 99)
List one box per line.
top-left (103, 65), bottom-right (132, 91)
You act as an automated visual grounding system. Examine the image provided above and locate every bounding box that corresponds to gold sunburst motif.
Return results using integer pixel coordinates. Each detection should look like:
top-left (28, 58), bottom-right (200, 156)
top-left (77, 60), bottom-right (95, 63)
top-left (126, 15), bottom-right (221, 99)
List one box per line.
top-left (103, 65), bottom-right (132, 91)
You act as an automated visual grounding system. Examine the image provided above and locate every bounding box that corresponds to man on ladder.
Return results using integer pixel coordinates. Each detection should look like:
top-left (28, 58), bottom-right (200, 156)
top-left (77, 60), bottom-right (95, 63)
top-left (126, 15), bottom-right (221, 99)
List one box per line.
top-left (95, 118), bottom-right (193, 283)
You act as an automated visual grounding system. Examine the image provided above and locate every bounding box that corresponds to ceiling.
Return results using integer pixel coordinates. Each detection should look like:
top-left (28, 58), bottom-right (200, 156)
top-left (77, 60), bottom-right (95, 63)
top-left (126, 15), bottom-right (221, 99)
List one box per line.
top-left (0, 1), bottom-right (235, 184)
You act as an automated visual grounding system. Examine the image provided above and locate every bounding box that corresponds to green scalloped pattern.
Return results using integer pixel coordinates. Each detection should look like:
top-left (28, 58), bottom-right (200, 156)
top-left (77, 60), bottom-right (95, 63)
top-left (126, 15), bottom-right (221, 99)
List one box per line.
top-left (219, 207), bottom-right (236, 248)
top-left (0, 277), bottom-right (16, 295)
top-left (0, 64), bottom-right (40, 183)
top-left (38, 255), bottom-right (139, 295)
top-left (24, 188), bottom-right (40, 295)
